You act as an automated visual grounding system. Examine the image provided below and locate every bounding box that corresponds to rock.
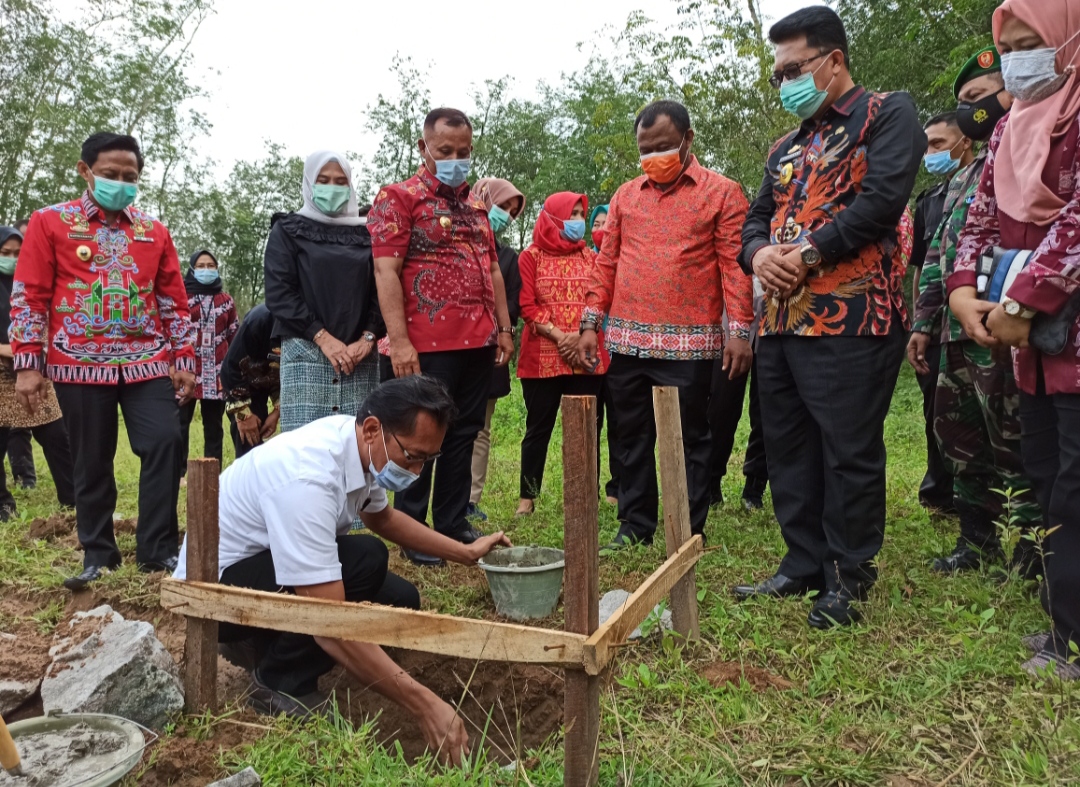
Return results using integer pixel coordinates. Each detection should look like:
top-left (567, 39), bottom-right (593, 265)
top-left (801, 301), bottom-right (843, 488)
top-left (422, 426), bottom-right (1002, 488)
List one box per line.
top-left (206, 767), bottom-right (262, 787)
top-left (0, 678), bottom-right (40, 715)
top-left (41, 605), bottom-right (184, 729)
top-left (598, 589), bottom-right (673, 641)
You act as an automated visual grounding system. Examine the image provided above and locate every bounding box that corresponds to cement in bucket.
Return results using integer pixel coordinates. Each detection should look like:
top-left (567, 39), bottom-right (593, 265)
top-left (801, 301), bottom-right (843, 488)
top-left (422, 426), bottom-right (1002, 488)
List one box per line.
top-left (0, 712), bottom-right (152, 787)
top-left (479, 546), bottom-right (565, 621)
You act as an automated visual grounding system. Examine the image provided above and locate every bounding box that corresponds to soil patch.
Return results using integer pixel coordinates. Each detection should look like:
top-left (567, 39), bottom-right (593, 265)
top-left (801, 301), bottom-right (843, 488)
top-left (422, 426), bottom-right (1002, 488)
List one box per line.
top-left (324, 650), bottom-right (564, 763)
top-left (25, 514), bottom-right (77, 543)
top-left (113, 517), bottom-right (138, 535)
top-left (134, 712), bottom-right (266, 787)
top-left (698, 659), bottom-right (794, 692)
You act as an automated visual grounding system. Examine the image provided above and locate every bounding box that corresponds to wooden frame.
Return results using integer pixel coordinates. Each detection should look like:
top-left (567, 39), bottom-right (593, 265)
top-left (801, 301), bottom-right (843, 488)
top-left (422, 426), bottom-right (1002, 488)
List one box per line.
top-left (166, 388), bottom-right (700, 786)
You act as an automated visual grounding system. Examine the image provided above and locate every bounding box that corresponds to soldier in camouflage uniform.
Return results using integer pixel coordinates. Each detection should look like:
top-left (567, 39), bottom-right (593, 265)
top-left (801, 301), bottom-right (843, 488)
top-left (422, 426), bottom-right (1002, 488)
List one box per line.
top-left (912, 47), bottom-right (1041, 574)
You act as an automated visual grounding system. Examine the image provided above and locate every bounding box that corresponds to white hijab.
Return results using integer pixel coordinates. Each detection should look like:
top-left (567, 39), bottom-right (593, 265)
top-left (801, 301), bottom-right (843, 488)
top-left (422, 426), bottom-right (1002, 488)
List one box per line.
top-left (295, 149), bottom-right (364, 226)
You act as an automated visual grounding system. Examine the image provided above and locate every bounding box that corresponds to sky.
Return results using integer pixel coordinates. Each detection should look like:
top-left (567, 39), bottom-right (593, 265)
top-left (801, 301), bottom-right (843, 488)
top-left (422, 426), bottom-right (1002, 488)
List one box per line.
top-left (186, 0), bottom-right (826, 175)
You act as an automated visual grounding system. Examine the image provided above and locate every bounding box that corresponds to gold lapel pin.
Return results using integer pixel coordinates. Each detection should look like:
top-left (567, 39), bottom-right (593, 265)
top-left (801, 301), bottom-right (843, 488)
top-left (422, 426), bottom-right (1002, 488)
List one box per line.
top-left (76, 245), bottom-right (92, 262)
top-left (779, 163), bottom-right (794, 186)
top-left (439, 216), bottom-right (452, 229)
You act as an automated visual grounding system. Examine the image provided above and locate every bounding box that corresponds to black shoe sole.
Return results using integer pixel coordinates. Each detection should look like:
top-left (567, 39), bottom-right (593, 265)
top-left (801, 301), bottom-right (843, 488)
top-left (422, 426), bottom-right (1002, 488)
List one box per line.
top-left (400, 548), bottom-right (445, 567)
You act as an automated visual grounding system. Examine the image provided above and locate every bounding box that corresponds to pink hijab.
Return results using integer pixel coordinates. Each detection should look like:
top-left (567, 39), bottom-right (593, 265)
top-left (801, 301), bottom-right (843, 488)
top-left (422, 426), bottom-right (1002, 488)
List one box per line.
top-left (993, 0), bottom-right (1080, 226)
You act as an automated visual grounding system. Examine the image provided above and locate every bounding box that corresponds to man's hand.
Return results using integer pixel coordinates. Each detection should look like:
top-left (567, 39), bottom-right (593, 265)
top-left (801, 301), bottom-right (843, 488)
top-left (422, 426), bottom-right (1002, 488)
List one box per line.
top-left (15, 370), bottom-right (47, 415)
top-left (722, 337), bottom-right (753, 380)
top-left (346, 337), bottom-right (375, 366)
top-left (418, 698), bottom-right (470, 767)
top-left (260, 408), bottom-right (280, 440)
top-left (778, 246), bottom-right (810, 298)
top-left (237, 413), bottom-right (263, 446)
top-left (949, 288), bottom-right (1000, 348)
top-left (390, 340), bottom-right (421, 378)
top-left (578, 328), bottom-right (598, 369)
top-left (495, 331), bottom-right (515, 367)
top-left (985, 304), bottom-right (1032, 348)
top-left (553, 330), bottom-right (580, 366)
top-left (906, 332), bottom-right (933, 375)
top-left (464, 531), bottom-right (513, 565)
top-left (751, 244), bottom-right (800, 295)
top-left (173, 369), bottom-right (196, 406)
top-left (315, 331), bottom-right (356, 376)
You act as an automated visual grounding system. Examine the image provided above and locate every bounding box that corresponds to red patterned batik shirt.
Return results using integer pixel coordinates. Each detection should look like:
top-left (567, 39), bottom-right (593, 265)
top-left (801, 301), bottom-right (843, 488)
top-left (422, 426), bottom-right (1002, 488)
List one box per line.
top-left (582, 156), bottom-right (754, 361)
top-left (740, 87), bottom-right (926, 337)
top-left (10, 192), bottom-right (195, 384)
top-left (188, 292), bottom-right (239, 399)
top-left (367, 167), bottom-right (497, 353)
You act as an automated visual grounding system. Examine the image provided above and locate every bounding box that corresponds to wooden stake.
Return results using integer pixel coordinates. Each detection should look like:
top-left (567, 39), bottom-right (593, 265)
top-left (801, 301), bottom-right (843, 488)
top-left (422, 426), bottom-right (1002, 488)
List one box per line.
top-left (183, 457), bottom-right (219, 713)
top-left (652, 386), bottom-right (700, 641)
top-left (561, 395), bottom-right (600, 787)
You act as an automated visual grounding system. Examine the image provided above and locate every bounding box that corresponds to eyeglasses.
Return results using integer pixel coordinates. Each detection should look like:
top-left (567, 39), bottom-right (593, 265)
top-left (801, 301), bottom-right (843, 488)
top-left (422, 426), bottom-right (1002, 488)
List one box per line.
top-left (389, 431), bottom-right (441, 464)
top-left (769, 52), bottom-right (829, 89)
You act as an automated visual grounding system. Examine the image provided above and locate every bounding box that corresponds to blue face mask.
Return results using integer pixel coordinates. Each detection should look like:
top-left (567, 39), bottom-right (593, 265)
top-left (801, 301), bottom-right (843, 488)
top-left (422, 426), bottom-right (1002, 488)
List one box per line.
top-left (924, 149), bottom-right (961, 176)
top-left (779, 57), bottom-right (833, 121)
top-left (488, 205), bottom-right (512, 233)
top-left (371, 427), bottom-right (421, 493)
top-left (561, 219), bottom-right (586, 242)
top-left (92, 175), bottom-right (138, 212)
top-left (425, 140), bottom-right (471, 188)
top-left (193, 268), bottom-right (219, 285)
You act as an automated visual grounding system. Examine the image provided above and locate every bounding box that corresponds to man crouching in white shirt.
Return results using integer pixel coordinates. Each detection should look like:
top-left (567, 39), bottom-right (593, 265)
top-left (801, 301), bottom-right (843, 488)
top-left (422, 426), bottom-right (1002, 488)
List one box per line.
top-left (174, 375), bottom-right (510, 766)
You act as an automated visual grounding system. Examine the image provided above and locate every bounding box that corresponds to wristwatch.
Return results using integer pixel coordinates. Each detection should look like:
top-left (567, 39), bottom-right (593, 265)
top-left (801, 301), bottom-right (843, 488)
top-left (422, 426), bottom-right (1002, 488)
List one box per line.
top-left (362, 331), bottom-right (376, 342)
top-left (234, 407), bottom-right (254, 422)
top-left (1002, 299), bottom-right (1037, 319)
top-left (579, 318), bottom-right (598, 335)
top-left (498, 325), bottom-right (516, 338)
top-left (800, 239), bottom-right (822, 267)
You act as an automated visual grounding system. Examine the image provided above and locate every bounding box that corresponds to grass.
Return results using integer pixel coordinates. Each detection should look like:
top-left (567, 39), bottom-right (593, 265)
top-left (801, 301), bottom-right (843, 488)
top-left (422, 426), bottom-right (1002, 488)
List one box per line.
top-left (2, 367), bottom-right (1079, 785)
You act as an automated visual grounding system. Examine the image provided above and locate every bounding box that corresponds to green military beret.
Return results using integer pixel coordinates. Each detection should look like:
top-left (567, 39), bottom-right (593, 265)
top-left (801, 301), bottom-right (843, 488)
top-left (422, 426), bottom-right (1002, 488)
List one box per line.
top-left (953, 46), bottom-right (1002, 99)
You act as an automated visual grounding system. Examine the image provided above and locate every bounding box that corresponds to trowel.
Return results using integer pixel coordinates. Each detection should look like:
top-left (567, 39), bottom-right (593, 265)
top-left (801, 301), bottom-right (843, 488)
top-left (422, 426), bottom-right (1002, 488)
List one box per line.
top-left (0, 713), bottom-right (24, 777)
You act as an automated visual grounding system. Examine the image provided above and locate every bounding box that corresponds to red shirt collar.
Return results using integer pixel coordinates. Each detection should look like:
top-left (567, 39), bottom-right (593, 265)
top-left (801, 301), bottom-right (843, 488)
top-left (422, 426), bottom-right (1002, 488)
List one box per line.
top-left (80, 190), bottom-right (135, 224)
top-left (415, 165), bottom-right (472, 199)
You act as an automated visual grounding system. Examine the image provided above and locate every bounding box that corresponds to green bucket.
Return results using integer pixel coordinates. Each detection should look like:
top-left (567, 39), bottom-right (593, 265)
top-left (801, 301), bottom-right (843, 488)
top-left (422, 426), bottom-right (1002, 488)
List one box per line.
top-left (478, 546), bottom-right (566, 621)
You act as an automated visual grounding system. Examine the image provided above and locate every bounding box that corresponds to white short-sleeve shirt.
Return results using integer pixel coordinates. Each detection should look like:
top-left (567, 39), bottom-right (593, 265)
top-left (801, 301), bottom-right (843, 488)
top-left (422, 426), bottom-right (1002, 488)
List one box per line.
top-left (174, 415), bottom-right (388, 587)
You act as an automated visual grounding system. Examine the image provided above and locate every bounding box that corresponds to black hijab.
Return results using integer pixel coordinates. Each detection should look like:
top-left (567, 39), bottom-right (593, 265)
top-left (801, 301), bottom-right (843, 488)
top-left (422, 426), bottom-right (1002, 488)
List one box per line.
top-left (0, 226), bottom-right (24, 337)
top-left (184, 249), bottom-right (224, 296)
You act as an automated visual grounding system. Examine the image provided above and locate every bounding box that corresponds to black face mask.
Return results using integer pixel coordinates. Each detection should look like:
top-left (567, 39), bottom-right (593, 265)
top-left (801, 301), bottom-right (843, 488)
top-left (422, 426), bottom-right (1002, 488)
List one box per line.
top-left (956, 89), bottom-right (1008, 142)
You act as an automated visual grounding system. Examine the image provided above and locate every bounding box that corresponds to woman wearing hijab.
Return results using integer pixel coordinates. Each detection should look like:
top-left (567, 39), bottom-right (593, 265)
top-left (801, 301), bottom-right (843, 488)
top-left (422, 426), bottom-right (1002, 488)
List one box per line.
top-left (588, 202), bottom-right (622, 506)
top-left (589, 204), bottom-right (608, 252)
top-left (264, 151), bottom-right (383, 432)
top-left (0, 226), bottom-right (75, 518)
top-left (950, 0), bottom-right (1080, 681)
top-left (467, 178), bottom-right (526, 520)
top-left (179, 250), bottom-right (239, 474)
top-left (516, 192), bottom-right (606, 516)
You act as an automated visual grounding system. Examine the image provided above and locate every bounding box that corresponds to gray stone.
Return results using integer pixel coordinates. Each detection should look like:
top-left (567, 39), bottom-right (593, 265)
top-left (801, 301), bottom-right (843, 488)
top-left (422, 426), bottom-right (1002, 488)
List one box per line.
top-left (206, 767), bottom-right (262, 787)
top-left (0, 678), bottom-right (40, 715)
top-left (41, 605), bottom-right (184, 729)
top-left (598, 589), bottom-right (673, 641)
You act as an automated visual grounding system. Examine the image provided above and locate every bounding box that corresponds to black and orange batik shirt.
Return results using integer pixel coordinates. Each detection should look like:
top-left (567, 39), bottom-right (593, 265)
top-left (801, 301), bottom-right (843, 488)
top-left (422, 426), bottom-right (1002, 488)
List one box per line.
top-left (739, 86), bottom-right (926, 337)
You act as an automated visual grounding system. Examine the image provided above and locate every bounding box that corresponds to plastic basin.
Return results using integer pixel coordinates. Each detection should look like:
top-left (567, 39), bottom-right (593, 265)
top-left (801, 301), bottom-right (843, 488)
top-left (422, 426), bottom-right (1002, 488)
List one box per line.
top-left (478, 546), bottom-right (566, 621)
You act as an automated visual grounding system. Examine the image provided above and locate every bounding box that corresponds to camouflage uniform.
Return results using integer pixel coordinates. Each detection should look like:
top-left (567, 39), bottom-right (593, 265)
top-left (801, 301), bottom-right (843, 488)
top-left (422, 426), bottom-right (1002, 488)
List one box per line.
top-left (913, 148), bottom-right (1041, 551)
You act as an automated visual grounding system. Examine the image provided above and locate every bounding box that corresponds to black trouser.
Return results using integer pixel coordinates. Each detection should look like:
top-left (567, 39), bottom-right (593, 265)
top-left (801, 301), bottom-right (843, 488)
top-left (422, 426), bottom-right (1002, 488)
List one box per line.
top-left (708, 355), bottom-right (768, 496)
top-left (1020, 380), bottom-right (1080, 657)
top-left (391, 347), bottom-right (496, 535)
top-left (756, 330), bottom-right (905, 592)
top-left (7, 428), bottom-right (36, 485)
top-left (916, 340), bottom-right (954, 509)
top-left (219, 534), bottom-right (420, 696)
top-left (55, 377), bottom-right (182, 569)
top-left (599, 380), bottom-right (622, 500)
top-left (228, 399), bottom-right (270, 460)
top-left (606, 353), bottom-right (714, 542)
top-left (0, 420), bottom-right (76, 516)
top-left (179, 398), bottom-right (226, 472)
top-left (520, 375), bottom-right (604, 499)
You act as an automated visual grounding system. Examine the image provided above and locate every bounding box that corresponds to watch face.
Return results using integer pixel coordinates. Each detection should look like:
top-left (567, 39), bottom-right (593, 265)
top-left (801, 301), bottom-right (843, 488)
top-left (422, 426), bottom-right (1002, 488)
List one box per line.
top-left (1004, 301), bottom-right (1019, 315)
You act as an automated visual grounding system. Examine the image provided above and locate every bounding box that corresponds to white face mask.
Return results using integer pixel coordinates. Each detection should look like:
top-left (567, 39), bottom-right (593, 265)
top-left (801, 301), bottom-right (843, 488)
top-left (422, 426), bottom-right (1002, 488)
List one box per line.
top-left (1002, 29), bottom-right (1080, 104)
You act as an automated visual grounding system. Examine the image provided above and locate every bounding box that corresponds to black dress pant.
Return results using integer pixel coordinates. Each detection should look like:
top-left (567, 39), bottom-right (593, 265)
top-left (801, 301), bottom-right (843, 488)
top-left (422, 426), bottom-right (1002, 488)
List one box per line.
top-left (708, 355), bottom-right (768, 496)
top-left (228, 399), bottom-right (270, 460)
top-left (219, 534), bottom-right (420, 696)
top-left (179, 398), bottom-right (226, 470)
top-left (599, 380), bottom-right (623, 500)
top-left (756, 330), bottom-right (905, 592)
top-left (0, 420), bottom-right (76, 516)
top-left (606, 353), bottom-right (714, 542)
top-left (7, 428), bottom-right (36, 485)
top-left (519, 374), bottom-right (604, 499)
top-left (54, 377), bottom-right (182, 568)
top-left (916, 340), bottom-right (954, 508)
top-left (391, 347), bottom-right (496, 536)
top-left (1019, 380), bottom-right (1080, 657)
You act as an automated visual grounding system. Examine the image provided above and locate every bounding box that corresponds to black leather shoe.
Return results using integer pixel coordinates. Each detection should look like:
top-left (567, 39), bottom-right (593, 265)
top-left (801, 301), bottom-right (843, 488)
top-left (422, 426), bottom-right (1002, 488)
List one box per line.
top-left (219, 639), bottom-right (261, 673)
top-left (1008, 545), bottom-right (1042, 581)
top-left (741, 477), bottom-right (767, 511)
top-left (64, 565), bottom-right (110, 591)
top-left (450, 525), bottom-right (485, 545)
top-left (401, 547), bottom-right (445, 567)
top-left (931, 542), bottom-right (999, 574)
top-left (708, 488), bottom-right (724, 508)
top-left (733, 573), bottom-right (819, 602)
top-left (248, 671), bottom-right (328, 720)
top-left (138, 555), bottom-right (179, 574)
top-left (599, 531), bottom-right (651, 556)
top-left (807, 590), bottom-right (863, 629)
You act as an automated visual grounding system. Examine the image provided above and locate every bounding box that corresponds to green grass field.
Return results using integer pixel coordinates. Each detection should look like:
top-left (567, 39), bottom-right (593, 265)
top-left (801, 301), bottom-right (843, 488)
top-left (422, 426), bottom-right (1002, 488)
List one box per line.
top-left (2, 367), bottom-right (1078, 786)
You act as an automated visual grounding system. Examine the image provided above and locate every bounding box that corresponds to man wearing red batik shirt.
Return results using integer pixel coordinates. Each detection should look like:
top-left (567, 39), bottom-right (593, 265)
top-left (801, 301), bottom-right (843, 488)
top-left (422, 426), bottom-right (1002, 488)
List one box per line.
top-left (578, 100), bottom-right (755, 553)
top-left (369, 108), bottom-right (515, 566)
top-left (12, 132), bottom-right (196, 590)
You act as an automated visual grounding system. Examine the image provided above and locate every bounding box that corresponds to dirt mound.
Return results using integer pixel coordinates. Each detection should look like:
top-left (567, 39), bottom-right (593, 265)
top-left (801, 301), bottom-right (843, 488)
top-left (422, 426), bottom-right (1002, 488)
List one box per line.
top-left (113, 517), bottom-right (138, 535)
top-left (698, 659), bottom-right (794, 692)
top-left (26, 513), bottom-right (77, 542)
top-left (134, 714), bottom-right (265, 787)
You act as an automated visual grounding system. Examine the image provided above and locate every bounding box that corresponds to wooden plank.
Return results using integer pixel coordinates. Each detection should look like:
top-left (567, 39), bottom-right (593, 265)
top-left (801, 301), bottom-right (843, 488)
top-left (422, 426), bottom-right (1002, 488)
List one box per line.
top-left (162, 579), bottom-right (588, 668)
top-left (561, 395), bottom-right (600, 787)
top-left (182, 458), bottom-right (219, 713)
top-left (652, 386), bottom-right (701, 641)
top-left (584, 535), bottom-right (703, 673)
